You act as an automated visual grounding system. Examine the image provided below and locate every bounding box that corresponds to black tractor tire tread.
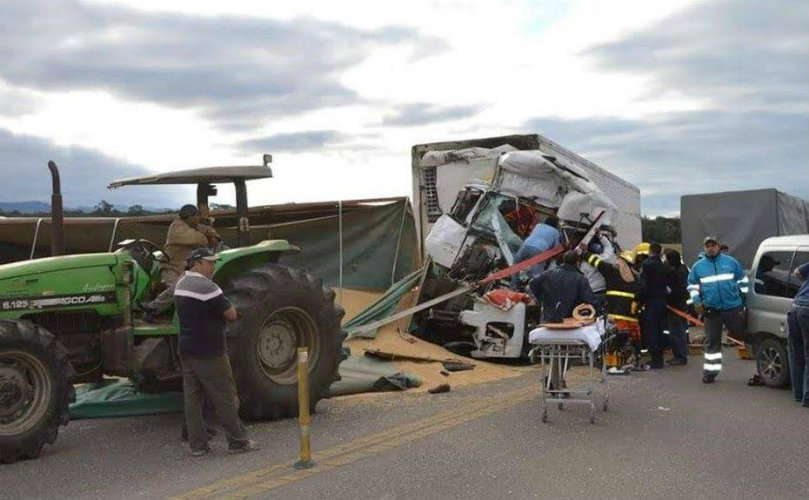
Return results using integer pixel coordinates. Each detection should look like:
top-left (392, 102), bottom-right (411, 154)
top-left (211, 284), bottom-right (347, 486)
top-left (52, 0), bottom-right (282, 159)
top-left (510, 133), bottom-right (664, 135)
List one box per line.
top-left (0, 319), bottom-right (75, 463)
top-left (223, 264), bottom-right (346, 421)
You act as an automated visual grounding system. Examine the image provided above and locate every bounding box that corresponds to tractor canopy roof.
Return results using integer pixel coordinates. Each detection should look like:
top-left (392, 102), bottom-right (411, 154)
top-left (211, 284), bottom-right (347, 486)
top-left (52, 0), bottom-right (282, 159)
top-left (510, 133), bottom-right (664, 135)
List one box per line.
top-left (107, 165), bottom-right (272, 188)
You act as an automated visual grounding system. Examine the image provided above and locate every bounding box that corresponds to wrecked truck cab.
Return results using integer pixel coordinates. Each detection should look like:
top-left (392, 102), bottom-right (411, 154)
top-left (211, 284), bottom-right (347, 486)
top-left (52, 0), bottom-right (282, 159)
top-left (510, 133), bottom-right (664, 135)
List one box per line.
top-left (410, 136), bottom-right (629, 360)
top-left (426, 181), bottom-right (530, 275)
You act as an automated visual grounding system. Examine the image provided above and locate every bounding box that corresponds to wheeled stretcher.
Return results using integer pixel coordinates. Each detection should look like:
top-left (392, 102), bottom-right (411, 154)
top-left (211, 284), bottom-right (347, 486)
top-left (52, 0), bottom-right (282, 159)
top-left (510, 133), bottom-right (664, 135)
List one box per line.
top-left (528, 319), bottom-right (610, 424)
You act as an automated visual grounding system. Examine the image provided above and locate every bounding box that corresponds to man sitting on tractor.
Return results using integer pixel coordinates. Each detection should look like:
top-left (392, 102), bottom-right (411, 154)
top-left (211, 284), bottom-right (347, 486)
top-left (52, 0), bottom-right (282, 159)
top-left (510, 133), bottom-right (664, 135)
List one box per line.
top-left (142, 204), bottom-right (221, 321)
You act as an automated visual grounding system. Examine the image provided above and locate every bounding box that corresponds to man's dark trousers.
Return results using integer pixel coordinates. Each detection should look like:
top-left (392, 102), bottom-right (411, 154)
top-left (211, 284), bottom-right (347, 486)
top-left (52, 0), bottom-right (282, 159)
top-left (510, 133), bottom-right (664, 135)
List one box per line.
top-left (787, 306), bottom-right (809, 404)
top-left (181, 355), bottom-right (249, 452)
top-left (702, 307), bottom-right (745, 380)
top-left (643, 298), bottom-right (667, 368)
top-left (665, 312), bottom-right (689, 363)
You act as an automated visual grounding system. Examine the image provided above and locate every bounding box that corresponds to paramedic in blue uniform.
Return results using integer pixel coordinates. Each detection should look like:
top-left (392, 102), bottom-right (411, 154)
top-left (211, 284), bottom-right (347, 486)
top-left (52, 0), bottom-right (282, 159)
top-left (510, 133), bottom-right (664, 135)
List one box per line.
top-left (687, 236), bottom-right (748, 384)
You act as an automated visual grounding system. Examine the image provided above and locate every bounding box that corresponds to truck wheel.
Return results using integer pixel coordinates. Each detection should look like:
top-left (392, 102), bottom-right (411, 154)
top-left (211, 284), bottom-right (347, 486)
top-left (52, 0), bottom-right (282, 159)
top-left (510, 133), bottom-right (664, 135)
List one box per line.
top-left (0, 320), bottom-right (75, 463)
top-left (756, 338), bottom-right (789, 388)
top-left (224, 264), bottom-right (346, 420)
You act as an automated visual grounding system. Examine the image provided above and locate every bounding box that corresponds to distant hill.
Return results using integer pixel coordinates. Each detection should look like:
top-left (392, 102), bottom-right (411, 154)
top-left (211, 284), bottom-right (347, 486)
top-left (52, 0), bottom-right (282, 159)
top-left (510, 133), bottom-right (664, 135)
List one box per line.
top-left (0, 201), bottom-right (174, 215)
top-left (0, 201), bottom-right (51, 213)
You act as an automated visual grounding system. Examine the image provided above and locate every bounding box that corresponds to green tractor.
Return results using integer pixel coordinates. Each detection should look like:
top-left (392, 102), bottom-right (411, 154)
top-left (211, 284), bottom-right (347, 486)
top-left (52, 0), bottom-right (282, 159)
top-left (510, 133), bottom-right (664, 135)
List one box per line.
top-left (0, 159), bottom-right (346, 463)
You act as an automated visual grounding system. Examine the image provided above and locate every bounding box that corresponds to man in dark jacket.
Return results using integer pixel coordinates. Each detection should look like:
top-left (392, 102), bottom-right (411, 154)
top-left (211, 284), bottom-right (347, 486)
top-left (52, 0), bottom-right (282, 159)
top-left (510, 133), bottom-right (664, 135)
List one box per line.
top-left (787, 260), bottom-right (809, 407)
top-left (639, 243), bottom-right (668, 369)
top-left (664, 249), bottom-right (689, 365)
top-left (530, 251), bottom-right (600, 323)
top-left (176, 248), bottom-right (257, 456)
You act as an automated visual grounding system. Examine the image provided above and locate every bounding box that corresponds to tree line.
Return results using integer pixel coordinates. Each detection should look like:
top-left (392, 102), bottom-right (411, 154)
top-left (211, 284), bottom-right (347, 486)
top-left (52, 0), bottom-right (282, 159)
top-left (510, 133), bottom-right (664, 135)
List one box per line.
top-left (641, 216), bottom-right (681, 244)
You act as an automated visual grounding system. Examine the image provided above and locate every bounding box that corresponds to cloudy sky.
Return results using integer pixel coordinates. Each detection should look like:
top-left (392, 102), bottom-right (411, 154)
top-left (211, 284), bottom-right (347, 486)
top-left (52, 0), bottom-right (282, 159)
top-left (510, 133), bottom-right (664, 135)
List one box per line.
top-left (0, 0), bottom-right (806, 214)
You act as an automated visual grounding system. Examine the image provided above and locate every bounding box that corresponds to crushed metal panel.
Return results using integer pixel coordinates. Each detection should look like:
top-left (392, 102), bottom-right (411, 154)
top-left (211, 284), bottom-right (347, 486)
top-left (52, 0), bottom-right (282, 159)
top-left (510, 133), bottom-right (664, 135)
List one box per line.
top-left (412, 134), bottom-right (641, 256)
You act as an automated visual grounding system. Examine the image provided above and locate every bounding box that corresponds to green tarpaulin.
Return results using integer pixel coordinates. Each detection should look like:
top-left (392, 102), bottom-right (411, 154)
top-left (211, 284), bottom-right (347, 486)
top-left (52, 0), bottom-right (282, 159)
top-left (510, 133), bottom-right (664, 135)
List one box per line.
top-left (344, 266), bottom-right (426, 338)
top-left (69, 380), bottom-right (184, 419)
top-left (68, 357), bottom-right (420, 419)
top-left (0, 198), bottom-right (420, 290)
top-left (326, 356), bottom-right (421, 397)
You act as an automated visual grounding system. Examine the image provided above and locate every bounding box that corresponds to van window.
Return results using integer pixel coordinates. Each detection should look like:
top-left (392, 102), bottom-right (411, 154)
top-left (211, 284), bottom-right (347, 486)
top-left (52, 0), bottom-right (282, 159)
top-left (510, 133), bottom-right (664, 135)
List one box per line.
top-left (754, 251), bottom-right (794, 298)
top-left (787, 251), bottom-right (809, 298)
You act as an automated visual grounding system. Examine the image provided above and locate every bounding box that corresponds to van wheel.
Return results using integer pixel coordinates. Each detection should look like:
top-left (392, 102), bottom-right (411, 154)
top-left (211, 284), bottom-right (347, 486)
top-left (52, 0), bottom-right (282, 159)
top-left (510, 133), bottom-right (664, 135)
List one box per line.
top-left (756, 338), bottom-right (789, 388)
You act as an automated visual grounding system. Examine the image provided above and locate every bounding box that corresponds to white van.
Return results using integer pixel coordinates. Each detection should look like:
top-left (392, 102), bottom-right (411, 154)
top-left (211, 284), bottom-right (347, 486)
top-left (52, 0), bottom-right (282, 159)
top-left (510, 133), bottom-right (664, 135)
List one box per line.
top-left (745, 235), bottom-right (809, 387)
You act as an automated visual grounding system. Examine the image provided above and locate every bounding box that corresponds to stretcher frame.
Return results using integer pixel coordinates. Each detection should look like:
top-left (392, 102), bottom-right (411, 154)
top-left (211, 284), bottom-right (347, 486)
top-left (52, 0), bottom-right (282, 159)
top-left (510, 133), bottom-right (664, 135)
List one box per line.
top-left (528, 333), bottom-right (608, 424)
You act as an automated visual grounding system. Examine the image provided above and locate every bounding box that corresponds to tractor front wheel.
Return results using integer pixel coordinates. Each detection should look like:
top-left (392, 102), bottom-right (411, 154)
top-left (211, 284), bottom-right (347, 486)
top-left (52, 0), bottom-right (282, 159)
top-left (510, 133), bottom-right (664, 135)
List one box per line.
top-left (0, 320), bottom-right (75, 463)
top-left (224, 264), bottom-right (346, 420)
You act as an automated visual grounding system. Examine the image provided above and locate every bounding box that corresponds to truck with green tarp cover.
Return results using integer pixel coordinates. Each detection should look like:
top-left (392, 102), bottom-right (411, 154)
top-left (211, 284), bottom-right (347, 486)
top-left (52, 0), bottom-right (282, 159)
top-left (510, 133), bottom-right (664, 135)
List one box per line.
top-left (0, 160), bottom-right (346, 463)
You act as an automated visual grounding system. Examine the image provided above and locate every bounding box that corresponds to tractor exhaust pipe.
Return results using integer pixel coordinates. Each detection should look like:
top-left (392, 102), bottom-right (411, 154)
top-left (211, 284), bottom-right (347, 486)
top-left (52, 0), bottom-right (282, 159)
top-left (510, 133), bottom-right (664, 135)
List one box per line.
top-left (47, 161), bottom-right (65, 256)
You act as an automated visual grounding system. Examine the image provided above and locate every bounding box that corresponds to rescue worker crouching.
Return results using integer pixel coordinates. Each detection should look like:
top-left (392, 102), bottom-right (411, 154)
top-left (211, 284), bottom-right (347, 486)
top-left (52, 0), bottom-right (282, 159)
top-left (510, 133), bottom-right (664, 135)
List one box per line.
top-left (583, 248), bottom-right (644, 368)
top-left (529, 250), bottom-right (601, 323)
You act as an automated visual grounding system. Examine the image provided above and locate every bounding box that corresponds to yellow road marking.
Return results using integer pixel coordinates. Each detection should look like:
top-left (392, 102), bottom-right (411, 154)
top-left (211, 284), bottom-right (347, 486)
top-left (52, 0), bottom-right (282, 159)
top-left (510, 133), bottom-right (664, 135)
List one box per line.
top-left (170, 386), bottom-right (536, 500)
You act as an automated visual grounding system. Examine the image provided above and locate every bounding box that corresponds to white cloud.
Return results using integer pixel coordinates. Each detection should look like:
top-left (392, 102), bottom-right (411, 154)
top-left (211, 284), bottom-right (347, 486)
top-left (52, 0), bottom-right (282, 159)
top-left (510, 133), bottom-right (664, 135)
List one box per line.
top-left (1, 0), bottom-right (803, 216)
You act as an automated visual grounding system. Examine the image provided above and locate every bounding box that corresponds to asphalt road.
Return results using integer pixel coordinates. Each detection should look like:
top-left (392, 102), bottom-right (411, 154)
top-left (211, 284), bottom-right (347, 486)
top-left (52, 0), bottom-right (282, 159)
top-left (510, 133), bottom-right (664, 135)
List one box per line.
top-left (2, 353), bottom-right (808, 500)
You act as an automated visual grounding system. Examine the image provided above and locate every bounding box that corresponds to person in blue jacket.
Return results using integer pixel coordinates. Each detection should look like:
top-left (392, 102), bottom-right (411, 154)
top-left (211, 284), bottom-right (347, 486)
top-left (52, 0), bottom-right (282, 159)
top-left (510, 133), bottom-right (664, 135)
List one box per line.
top-left (687, 236), bottom-right (748, 383)
top-left (511, 215), bottom-right (561, 289)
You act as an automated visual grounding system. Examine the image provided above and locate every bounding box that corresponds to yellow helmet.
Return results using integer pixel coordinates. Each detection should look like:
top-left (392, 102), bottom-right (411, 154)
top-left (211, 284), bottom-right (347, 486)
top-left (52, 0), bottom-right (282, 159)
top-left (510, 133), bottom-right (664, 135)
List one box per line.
top-left (620, 250), bottom-right (636, 262)
top-left (634, 242), bottom-right (650, 256)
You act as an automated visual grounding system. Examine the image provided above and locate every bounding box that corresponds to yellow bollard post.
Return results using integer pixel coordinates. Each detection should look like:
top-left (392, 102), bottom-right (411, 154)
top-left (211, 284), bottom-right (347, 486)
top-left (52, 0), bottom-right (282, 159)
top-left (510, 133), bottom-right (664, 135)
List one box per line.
top-left (294, 347), bottom-right (314, 469)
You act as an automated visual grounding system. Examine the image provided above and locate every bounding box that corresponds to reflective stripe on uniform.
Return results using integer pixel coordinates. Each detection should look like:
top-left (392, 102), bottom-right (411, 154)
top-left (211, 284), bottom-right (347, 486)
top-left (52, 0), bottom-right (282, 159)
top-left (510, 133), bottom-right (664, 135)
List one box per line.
top-left (687, 284), bottom-right (701, 291)
top-left (700, 273), bottom-right (735, 284)
top-left (703, 363), bottom-right (722, 372)
top-left (686, 298), bottom-right (694, 305)
top-left (740, 287), bottom-right (749, 294)
top-left (737, 276), bottom-right (750, 284)
top-left (608, 314), bottom-right (638, 323)
top-left (606, 290), bottom-right (635, 298)
top-left (704, 352), bottom-right (722, 360)
top-left (689, 290), bottom-right (700, 299)
top-left (588, 254), bottom-right (600, 266)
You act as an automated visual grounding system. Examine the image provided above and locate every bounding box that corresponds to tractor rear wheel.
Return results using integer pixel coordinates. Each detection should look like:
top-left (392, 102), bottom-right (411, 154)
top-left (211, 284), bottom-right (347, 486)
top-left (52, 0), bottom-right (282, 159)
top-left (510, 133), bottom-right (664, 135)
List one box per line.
top-left (223, 264), bottom-right (346, 420)
top-left (0, 320), bottom-right (75, 463)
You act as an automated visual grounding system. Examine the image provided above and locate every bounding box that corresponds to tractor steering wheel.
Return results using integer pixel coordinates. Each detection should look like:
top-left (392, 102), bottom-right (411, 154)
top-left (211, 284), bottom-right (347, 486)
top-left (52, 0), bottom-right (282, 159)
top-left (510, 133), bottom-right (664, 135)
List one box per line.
top-left (117, 239), bottom-right (165, 274)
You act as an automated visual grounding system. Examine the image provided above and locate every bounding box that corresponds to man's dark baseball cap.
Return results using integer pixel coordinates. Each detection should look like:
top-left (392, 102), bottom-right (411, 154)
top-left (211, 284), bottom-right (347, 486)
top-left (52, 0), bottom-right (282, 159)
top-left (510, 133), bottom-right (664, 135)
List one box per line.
top-left (703, 235), bottom-right (719, 245)
top-left (186, 247), bottom-right (219, 265)
top-left (179, 204), bottom-right (199, 219)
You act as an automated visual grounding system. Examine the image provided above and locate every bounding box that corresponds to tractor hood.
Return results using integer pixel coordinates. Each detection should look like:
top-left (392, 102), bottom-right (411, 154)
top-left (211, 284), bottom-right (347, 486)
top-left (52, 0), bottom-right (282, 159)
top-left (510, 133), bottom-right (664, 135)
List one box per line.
top-left (0, 253), bottom-right (118, 281)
